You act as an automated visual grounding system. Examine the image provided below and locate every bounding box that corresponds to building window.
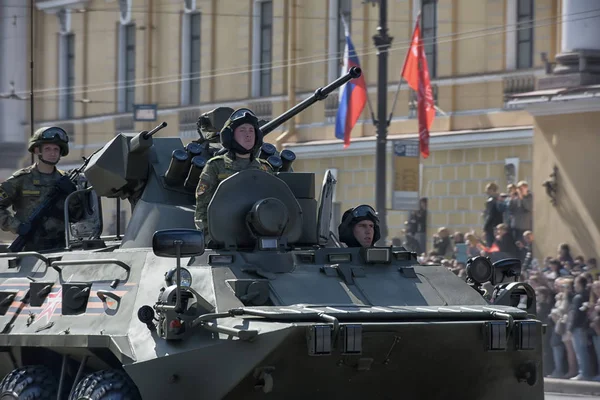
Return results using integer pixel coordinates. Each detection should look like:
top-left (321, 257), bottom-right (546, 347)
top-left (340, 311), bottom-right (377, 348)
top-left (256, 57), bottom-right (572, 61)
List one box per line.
top-left (516, 0), bottom-right (534, 69)
top-left (118, 24), bottom-right (136, 113)
top-left (189, 13), bottom-right (201, 105)
top-left (59, 33), bottom-right (75, 120)
top-left (337, 0), bottom-right (351, 59)
top-left (251, 0), bottom-right (273, 97)
top-left (124, 24), bottom-right (136, 113)
top-left (259, 1), bottom-right (272, 97)
top-left (328, 0), bottom-right (352, 82)
top-left (421, 0), bottom-right (437, 78)
top-left (180, 11), bottom-right (201, 106)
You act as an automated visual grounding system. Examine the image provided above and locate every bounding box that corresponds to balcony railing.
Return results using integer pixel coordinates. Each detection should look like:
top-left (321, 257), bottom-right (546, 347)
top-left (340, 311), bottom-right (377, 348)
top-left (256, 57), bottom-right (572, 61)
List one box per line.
top-left (178, 108), bottom-right (200, 140)
top-left (114, 115), bottom-right (134, 133)
top-left (503, 75), bottom-right (535, 109)
top-left (249, 100), bottom-right (273, 122)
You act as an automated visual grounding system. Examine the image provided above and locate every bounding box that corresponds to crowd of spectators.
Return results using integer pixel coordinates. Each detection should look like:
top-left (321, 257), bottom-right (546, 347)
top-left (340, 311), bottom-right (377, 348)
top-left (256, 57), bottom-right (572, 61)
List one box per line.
top-left (397, 181), bottom-right (600, 381)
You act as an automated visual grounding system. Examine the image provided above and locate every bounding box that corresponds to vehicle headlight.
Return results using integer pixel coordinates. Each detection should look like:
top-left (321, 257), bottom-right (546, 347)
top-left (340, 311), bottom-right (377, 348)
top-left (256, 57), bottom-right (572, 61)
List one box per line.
top-left (466, 256), bottom-right (492, 284)
top-left (164, 267), bottom-right (192, 287)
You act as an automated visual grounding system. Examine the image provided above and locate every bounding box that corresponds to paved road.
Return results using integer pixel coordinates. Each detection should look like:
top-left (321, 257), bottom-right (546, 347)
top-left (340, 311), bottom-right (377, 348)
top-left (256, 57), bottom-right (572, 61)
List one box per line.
top-left (545, 393), bottom-right (597, 399)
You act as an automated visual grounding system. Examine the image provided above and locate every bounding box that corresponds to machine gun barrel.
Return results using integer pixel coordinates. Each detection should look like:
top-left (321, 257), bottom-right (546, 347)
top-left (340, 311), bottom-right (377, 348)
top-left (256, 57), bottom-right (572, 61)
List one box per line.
top-left (260, 66), bottom-right (362, 136)
top-left (142, 121), bottom-right (168, 140)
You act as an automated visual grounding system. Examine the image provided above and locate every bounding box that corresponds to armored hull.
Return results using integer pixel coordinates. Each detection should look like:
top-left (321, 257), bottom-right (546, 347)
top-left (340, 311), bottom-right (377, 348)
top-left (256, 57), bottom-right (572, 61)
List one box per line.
top-left (0, 246), bottom-right (543, 400)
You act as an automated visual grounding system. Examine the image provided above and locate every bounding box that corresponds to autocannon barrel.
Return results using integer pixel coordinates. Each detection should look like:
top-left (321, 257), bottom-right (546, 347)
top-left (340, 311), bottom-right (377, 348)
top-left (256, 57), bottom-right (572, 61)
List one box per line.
top-left (142, 121), bottom-right (168, 140)
top-left (130, 121), bottom-right (168, 154)
top-left (260, 66), bottom-right (362, 136)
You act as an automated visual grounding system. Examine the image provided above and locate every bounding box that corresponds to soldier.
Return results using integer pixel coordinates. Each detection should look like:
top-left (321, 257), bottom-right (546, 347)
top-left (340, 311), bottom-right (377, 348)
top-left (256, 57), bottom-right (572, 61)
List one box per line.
top-left (0, 127), bottom-right (85, 251)
top-left (194, 108), bottom-right (274, 236)
top-left (337, 204), bottom-right (381, 248)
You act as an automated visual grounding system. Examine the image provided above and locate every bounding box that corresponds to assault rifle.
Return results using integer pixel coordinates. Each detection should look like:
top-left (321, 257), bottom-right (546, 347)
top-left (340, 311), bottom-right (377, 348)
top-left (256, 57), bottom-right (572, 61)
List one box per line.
top-left (8, 152), bottom-right (98, 253)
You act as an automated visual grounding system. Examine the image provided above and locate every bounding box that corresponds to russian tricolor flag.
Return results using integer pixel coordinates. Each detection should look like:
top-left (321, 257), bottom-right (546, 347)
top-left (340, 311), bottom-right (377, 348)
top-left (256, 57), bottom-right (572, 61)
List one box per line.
top-left (335, 19), bottom-right (367, 148)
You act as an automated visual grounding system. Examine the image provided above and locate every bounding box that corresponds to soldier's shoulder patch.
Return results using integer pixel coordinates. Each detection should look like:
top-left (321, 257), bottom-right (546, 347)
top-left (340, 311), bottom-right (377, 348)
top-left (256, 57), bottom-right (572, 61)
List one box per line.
top-left (196, 182), bottom-right (209, 197)
top-left (0, 188), bottom-right (7, 201)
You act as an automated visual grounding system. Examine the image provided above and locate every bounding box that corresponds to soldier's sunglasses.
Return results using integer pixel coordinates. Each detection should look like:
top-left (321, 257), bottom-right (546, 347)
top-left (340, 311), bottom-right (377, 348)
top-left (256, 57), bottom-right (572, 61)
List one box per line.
top-left (41, 128), bottom-right (69, 142)
top-left (351, 205), bottom-right (379, 223)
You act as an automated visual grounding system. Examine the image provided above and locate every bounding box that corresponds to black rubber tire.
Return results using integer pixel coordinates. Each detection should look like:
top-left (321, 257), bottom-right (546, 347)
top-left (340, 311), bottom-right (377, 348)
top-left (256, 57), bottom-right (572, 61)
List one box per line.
top-left (69, 369), bottom-right (141, 400)
top-left (0, 365), bottom-right (58, 400)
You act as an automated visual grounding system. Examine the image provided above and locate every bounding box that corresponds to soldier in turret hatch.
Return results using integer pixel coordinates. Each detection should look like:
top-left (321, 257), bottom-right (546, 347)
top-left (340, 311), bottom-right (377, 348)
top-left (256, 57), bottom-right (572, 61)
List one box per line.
top-left (0, 127), bottom-right (85, 251)
top-left (337, 205), bottom-right (381, 248)
top-left (194, 108), bottom-right (275, 237)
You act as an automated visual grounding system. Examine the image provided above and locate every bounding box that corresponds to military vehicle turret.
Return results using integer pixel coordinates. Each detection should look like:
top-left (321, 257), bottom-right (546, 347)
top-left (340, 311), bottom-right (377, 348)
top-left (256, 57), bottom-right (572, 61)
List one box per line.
top-left (0, 66), bottom-right (544, 399)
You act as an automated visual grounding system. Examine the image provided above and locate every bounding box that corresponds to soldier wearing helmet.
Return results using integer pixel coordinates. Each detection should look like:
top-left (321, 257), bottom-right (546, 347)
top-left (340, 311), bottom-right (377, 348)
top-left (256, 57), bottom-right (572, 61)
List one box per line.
top-left (0, 127), bottom-right (85, 251)
top-left (194, 108), bottom-right (274, 237)
top-left (338, 205), bottom-right (381, 248)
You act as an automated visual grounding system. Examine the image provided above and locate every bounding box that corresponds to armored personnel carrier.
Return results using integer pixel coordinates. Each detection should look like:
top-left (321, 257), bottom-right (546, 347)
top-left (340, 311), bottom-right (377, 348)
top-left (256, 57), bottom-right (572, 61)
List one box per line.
top-left (0, 67), bottom-right (543, 399)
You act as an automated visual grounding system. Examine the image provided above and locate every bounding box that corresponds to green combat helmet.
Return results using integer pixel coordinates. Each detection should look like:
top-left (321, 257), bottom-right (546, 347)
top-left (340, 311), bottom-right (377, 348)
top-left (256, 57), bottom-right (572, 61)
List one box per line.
top-left (28, 126), bottom-right (70, 157)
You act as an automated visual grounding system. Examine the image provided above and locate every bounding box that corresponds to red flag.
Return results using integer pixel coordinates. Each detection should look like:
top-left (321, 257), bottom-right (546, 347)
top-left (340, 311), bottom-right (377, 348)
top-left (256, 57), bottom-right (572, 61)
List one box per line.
top-left (401, 16), bottom-right (435, 158)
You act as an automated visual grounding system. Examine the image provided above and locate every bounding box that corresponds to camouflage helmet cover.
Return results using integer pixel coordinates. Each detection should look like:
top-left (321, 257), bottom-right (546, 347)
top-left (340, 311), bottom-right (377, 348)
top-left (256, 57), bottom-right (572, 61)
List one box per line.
top-left (28, 126), bottom-right (69, 156)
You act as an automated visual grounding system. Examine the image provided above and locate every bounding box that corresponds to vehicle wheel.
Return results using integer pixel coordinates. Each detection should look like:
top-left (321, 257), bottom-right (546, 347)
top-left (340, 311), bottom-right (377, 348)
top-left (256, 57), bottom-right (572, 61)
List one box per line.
top-left (0, 365), bottom-right (58, 399)
top-left (69, 369), bottom-right (141, 400)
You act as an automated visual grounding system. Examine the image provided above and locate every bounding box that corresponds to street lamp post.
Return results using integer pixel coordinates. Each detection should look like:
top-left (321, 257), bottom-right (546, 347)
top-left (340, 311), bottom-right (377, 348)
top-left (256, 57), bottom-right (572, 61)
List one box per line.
top-left (370, 0), bottom-right (393, 244)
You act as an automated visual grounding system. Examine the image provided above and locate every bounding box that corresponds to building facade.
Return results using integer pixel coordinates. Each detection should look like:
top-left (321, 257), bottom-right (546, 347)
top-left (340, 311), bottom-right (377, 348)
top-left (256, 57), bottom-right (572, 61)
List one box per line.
top-left (1, 0), bottom-right (564, 250)
top-left (507, 0), bottom-right (600, 261)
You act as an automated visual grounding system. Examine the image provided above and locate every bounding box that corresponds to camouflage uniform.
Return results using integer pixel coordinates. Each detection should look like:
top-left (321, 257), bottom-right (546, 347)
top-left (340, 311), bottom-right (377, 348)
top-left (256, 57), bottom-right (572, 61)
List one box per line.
top-left (194, 153), bottom-right (274, 233)
top-left (0, 165), bottom-right (85, 251)
top-left (0, 126), bottom-right (85, 251)
top-left (194, 107), bottom-right (273, 240)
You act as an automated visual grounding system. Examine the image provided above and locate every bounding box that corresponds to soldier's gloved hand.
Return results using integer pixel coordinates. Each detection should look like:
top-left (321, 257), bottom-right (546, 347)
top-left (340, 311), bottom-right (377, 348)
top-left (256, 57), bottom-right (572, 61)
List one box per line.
top-left (56, 175), bottom-right (76, 195)
top-left (16, 222), bottom-right (31, 236)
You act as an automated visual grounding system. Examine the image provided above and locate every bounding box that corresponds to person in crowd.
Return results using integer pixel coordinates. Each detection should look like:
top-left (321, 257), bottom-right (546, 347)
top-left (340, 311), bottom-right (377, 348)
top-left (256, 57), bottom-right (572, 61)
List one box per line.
top-left (568, 275), bottom-right (593, 380)
top-left (558, 243), bottom-right (575, 265)
top-left (432, 227), bottom-right (453, 258)
top-left (482, 183), bottom-right (503, 247)
top-left (493, 223), bottom-right (518, 258)
top-left (509, 180), bottom-right (533, 242)
top-left (406, 197), bottom-right (428, 253)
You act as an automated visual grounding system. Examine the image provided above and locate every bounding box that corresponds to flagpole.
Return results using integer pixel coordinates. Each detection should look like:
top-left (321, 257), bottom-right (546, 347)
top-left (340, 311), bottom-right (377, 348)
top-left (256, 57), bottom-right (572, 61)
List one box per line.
top-left (387, 12), bottom-right (421, 125)
top-left (387, 79), bottom-right (403, 126)
top-left (373, 0), bottom-right (392, 245)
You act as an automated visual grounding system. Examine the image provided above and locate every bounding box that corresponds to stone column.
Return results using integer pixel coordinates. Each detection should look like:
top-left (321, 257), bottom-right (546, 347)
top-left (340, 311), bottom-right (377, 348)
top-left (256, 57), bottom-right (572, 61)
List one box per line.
top-left (560, 0), bottom-right (600, 54)
top-left (0, 0), bottom-right (29, 170)
top-left (540, 0), bottom-right (600, 87)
